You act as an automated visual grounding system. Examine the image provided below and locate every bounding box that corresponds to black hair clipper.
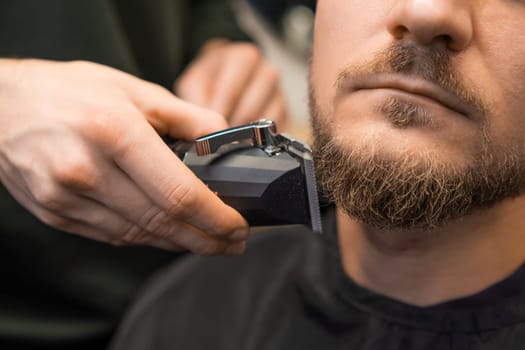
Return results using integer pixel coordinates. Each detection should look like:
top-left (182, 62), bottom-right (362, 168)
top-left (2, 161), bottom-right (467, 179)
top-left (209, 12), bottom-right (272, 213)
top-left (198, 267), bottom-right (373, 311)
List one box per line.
top-left (168, 120), bottom-right (322, 233)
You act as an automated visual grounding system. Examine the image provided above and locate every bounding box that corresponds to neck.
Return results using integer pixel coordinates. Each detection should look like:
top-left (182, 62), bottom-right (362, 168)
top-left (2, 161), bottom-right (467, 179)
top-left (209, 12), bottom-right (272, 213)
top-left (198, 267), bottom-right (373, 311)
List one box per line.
top-left (337, 196), bottom-right (525, 306)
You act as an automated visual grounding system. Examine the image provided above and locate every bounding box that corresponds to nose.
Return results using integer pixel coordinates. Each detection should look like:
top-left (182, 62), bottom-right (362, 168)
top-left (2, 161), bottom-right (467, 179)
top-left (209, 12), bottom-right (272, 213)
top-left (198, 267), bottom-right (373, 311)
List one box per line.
top-left (386, 0), bottom-right (474, 51)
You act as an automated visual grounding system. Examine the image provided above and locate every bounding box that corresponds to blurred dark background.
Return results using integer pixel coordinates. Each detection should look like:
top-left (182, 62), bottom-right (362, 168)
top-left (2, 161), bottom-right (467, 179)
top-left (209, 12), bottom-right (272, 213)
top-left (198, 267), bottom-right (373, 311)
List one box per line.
top-left (248, 0), bottom-right (315, 29)
top-left (247, 0), bottom-right (315, 58)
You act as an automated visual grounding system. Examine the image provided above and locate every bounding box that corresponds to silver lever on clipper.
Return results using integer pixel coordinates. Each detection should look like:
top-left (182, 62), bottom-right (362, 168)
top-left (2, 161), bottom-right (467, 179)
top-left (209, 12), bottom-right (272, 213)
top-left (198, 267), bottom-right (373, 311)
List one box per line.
top-left (195, 120), bottom-right (280, 156)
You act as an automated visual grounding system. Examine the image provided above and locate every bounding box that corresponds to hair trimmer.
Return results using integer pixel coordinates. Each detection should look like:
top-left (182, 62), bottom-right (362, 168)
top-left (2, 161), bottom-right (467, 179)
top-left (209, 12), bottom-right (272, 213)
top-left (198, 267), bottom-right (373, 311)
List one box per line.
top-left (168, 120), bottom-right (322, 233)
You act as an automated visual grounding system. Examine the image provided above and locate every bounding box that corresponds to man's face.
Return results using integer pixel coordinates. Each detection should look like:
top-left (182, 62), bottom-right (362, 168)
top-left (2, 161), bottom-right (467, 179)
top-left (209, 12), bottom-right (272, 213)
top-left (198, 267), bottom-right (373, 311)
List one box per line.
top-left (310, 0), bottom-right (525, 229)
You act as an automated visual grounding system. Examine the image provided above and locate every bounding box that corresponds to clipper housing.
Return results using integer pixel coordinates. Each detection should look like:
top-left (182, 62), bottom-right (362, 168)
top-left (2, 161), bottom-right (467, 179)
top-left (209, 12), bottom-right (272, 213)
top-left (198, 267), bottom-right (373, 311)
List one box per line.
top-left (169, 120), bottom-right (322, 233)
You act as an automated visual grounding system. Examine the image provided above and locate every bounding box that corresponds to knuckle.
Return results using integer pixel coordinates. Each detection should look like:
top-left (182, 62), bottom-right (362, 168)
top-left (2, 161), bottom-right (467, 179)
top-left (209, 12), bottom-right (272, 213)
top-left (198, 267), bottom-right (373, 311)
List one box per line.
top-left (139, 207), bottom-right (173, 236)
top-left (51, 157), bottom-right (97, 190)
top-left (164, 183), bottom-right (196, 217)
top-left (80, 104), bottom-right (138, 149)
top-left (32, 183), bottom-right (67, 211)
top-left (119, 224), bottom-right (148, 246)
top-left (111, 123), bottom-right (146, 158)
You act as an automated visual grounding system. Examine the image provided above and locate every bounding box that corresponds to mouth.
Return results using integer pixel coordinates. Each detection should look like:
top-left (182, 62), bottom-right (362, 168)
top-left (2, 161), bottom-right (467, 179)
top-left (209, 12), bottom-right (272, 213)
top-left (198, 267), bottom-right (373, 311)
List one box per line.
top-left (337, 74), bottom-right (477, 120)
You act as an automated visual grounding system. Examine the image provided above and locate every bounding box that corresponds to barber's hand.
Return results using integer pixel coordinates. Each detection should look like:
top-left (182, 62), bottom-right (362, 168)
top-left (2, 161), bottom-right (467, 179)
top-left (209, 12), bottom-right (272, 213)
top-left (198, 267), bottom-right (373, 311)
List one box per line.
top-left (0, 59), bottom-right (248, 255)
top-left (175, 39), bottom-right (288, 129)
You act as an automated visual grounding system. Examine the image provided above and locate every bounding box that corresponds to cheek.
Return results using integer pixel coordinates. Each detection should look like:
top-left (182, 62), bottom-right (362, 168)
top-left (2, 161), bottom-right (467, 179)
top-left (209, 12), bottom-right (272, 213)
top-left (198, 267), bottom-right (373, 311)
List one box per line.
top-left (474, 5), bottom-right (525, 144)
top-left (489, 63), bottom-right (525, 147)
top-left (311, 1), bottom-right (391, 112)
top-left (493, 63), bottom-right (525, 138)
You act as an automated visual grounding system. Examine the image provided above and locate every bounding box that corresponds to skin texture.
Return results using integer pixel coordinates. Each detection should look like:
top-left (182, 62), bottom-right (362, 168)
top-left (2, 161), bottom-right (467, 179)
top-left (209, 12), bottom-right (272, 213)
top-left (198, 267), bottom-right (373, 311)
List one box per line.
top-left (311, 0), bottom-right (525, 305)
top-left (0, 43), bottom-right (287, 255)
top-left (175, 39), bottom-right (288, 129)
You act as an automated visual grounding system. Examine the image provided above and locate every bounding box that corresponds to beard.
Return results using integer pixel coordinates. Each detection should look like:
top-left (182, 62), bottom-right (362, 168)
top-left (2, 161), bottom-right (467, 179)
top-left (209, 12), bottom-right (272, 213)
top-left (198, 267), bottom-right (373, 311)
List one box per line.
top-left (311, 43), bottom-right (525, 231)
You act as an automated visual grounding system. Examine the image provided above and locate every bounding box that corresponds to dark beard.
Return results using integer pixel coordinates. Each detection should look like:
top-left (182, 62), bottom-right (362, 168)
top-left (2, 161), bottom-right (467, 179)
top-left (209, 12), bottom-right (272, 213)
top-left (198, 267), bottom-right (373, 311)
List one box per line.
top-left (312, 119), bottom-right (524, 230)
top-left (310, 43), bottom-right (525, 230)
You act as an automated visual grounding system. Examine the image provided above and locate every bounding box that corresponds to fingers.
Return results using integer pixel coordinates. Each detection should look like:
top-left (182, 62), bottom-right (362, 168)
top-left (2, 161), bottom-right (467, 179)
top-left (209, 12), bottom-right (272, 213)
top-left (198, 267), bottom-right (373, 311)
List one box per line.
top-left (83, 159), bottom-right (248, 250)
top-left (10, 185), bottom-right (184, 251)
top-left (71, 190), bottom-right (247, 255)
top-left (2, 168), bottom-right (246, 254)
top-left (229, 62), bottom-right (282, 126)
top-left (1, 132), bottom-right (248, 254)
top-left (173, 53), bottom-right (220, 107)
top-left (0, 174), bottom-right (117, 243)
top-left (115, 81), bottom-right (251, 252)
top-left (0, 58), bottom-right (249, 255)
top-left (113, 123), bottom-right (249, 241)
top-left (173, 39), bottom-right (232, 108)
top-left (259, 88), bottom-right (289, 131)
top-left (173, 41), bottom-right (289, 129)
top-left (207, 44), bottom-right (262, 116)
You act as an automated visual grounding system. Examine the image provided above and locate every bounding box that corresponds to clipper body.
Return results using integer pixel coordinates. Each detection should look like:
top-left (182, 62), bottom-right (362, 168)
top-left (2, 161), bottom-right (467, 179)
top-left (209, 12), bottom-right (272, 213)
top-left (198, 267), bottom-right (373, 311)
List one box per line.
top-left (169, 120), bottom-right (322, 233)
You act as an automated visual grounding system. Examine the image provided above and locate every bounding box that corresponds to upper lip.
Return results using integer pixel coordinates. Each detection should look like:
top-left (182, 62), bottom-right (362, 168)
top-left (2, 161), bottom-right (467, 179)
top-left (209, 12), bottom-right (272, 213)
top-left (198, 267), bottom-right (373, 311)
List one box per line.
top-left (339, 74), bottom-right (477, 119)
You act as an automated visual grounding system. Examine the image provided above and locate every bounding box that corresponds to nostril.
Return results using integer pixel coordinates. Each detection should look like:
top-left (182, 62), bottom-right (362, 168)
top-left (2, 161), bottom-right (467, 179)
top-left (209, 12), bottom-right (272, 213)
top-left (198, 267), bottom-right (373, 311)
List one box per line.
top-left (437, 34), bottom-right (453, 46)
top-left (386, 1), bottom-right (474, 52)
top-left (392, 25), bottom-right (409, 39)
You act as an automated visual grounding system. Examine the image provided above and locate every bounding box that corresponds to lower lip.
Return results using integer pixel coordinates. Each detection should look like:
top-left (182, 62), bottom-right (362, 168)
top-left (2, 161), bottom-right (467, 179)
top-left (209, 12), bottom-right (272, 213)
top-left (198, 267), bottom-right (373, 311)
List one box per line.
top-left (333, 88), bottom-right (481, 151)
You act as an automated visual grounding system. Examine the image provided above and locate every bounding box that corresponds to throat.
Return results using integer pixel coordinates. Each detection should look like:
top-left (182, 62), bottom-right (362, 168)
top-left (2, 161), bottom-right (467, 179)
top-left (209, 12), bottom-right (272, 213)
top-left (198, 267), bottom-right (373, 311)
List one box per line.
top-left (336, 201), bottom-right (525, 306)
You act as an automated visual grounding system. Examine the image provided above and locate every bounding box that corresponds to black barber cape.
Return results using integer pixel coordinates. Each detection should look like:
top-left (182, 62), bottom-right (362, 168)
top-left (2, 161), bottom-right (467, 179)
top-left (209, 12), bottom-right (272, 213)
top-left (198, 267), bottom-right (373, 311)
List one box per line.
top-left (110, 207), bottom-right (525, 350)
